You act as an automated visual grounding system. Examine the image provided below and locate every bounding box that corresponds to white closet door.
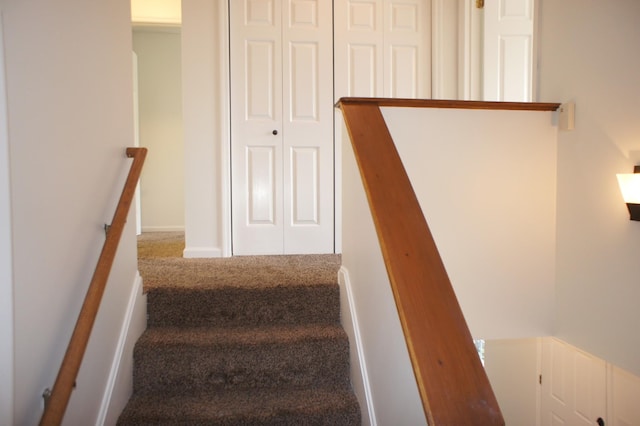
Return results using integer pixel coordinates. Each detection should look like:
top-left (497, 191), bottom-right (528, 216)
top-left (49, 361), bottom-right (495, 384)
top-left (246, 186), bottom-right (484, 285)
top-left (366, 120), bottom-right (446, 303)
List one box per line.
top-left (334, 0), bottom-right (384, 98)
top-left (334, 0), bottom-right (430, 100)
top-left (540, 338), bottom-right (607, 426)
top-left (231, 0), bottom-right (334, 255)
top-left (282, 0), bottom-right (334, 254)
top-left (382, 0), bottom-right (431, 98)
top-left (483, 0), bottom-right (534, 101)
top-left (231, 0), bottom-right (284, 255)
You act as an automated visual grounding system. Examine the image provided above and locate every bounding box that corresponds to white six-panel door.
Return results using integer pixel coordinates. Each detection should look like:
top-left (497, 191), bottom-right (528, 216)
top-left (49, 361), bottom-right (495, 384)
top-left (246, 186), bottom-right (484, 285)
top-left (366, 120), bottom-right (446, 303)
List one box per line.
top-left (483, 0), bottom-right (534, 101)
top-left (334, 0), bottom-right (431, 99)
top-left (231, 0), bottom-right (334, 255)
top-left (382, 0), bottom-right (431, 98)
top-left (541, 338), bottom-right (607, 426)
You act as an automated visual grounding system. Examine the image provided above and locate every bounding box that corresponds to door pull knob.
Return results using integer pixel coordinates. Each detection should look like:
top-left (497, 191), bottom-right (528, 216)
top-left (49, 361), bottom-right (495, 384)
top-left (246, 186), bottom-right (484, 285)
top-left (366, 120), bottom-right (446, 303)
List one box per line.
top-left (272, 130), bottom-right (278, 135)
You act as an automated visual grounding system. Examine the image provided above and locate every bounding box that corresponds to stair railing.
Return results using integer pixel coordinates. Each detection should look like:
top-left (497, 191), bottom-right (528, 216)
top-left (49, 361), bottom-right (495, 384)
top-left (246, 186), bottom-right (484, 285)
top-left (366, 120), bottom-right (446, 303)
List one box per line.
top-left (39, 147), bottom-right (147, 426)
top-left (337, 98), bottom-right (559, 425)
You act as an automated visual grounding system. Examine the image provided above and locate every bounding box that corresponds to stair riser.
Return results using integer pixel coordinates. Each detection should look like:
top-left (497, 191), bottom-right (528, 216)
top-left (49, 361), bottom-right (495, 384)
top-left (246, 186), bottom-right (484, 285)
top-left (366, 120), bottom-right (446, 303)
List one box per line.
top-left (119, 406), bottom-right (361, 426)
top-left (147, 286), bottom-right (341, 328)
top-left (118, 391), bottom-right (361, 426)
top-left (133, 338), bottom-right (351, 395)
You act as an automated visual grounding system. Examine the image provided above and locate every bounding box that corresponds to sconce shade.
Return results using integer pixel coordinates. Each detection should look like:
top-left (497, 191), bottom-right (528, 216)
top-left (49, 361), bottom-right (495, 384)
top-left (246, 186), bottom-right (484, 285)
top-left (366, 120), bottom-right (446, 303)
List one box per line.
top-left (617, 173), bottom-right (640, 204)
top-left (617, 169), bottom-right (640, 221)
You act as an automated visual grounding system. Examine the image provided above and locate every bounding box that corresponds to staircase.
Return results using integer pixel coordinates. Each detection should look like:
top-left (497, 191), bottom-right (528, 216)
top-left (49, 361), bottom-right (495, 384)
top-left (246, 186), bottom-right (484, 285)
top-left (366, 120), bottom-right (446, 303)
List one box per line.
top-left (117, 254), bottom-right (361, 425)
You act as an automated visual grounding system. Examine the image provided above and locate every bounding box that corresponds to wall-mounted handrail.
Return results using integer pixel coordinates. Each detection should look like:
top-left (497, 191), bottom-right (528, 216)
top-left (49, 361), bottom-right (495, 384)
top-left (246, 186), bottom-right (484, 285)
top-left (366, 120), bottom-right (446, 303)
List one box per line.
top-left (39, 147), bottom-right (147, 426)
top-left (337, 98), bottom-right (559, 425)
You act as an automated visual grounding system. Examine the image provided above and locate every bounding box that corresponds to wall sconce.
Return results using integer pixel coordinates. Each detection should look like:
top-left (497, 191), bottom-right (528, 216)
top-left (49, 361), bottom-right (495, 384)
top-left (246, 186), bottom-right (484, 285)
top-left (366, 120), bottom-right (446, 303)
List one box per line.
top-left (617, 166), bottom-right (640, 221)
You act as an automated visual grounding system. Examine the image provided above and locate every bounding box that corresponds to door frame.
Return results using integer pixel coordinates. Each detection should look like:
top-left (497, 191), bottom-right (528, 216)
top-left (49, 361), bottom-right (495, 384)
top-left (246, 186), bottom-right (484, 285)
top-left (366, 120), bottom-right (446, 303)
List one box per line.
top-left (0, 10), bottom-right (15, 425)
top-left (219, 0), bottom-right (232, 257)
top-left (455, 0), bottom-right (483, 100)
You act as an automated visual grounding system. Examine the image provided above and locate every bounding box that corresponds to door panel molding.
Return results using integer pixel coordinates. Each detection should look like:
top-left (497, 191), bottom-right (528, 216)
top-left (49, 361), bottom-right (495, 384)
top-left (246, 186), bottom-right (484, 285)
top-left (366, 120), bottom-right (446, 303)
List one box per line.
top-left (335, 0), bottom-right (430, 100)
top-left (483, 0), bottom-right (534, 101)
top-left (541, 338), bottom-right (607, 426)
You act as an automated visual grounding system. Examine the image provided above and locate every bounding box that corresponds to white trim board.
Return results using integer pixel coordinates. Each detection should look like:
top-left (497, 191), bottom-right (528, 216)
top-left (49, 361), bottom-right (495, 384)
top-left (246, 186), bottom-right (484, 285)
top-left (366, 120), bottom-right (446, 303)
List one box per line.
top-left (0, 10), bottom-right (15, 426)
top-left (218, 0), bottom-right (231, 258)
top-left (338, 267), bottom-right (376, 426)
top-left (97, 272), bottom-right (147, 426)
top-left (457, 0), bottom-right (483, 100)
top-left (140, 226), bottom-right (184, 233)
top-left (183, 246), bottom-right (222, 258)
top-left (431, 0), bottom-right (459, 99)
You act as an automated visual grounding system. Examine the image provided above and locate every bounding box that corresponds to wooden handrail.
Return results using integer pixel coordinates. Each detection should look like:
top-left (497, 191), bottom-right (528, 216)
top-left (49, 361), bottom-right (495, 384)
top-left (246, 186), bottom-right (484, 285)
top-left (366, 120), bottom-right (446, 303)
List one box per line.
top-left (336, 98), bottom-right (555, 425)
top-left (40, 147), bottom-right (147, 426)
top-left (337, 97), bottom-right (560, 111)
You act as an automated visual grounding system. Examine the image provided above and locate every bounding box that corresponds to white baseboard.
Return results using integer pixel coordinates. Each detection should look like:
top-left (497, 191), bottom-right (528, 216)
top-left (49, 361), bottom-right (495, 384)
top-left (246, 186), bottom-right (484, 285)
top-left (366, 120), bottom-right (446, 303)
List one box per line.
top-left (140, 226), bottom-right (184, 233)
top-left (183, 246), bottom-right (222, 258)
top-left (96, 272), bottom-right (147, 426)
top-left (338, 266), bottom-right (377, 426)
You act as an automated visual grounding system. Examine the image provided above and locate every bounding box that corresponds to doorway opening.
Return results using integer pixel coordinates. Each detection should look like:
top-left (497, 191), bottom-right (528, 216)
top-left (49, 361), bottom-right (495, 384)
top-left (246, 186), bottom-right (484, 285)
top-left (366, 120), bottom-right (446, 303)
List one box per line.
top-left (132, 19), bottom-right (185, 252)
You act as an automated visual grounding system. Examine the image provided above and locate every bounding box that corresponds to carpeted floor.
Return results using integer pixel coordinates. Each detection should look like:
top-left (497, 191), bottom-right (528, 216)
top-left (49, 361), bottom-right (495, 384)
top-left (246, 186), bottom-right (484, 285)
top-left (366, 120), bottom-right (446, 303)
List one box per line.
top-left (136, 232), bottom-right (342, 290)
top-left (137, 231), bottom-right (185, 259)
top-left (119, 232), bottom-right (361, 425)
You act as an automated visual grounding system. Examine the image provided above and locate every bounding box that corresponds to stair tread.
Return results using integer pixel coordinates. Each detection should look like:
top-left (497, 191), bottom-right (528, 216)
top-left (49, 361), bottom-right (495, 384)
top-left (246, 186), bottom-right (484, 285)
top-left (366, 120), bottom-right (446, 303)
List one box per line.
top-left (138, 324), bottom-right (347, 347)
top-left (145, 280), bottom-right (339, 290)
top-left (139, 254), bottom-right (341, 290)
top-left (118, 387), bottom-right (360, 425)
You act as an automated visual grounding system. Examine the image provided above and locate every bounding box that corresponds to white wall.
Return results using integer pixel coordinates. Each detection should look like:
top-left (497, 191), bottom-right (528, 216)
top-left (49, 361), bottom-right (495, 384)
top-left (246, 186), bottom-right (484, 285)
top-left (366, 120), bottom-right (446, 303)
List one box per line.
top-left (538, 0), bottom-right (640, 376)
top-left (181, 0), bottom-right (229, 257)
top-left (484, 338), bottom-right (540, 425)
top-left (2, 0), bottom-right (139, 424)
top-left (133, 29), bottom-right (185, 232)
top-left (383, 106), bottom-right (557, 339)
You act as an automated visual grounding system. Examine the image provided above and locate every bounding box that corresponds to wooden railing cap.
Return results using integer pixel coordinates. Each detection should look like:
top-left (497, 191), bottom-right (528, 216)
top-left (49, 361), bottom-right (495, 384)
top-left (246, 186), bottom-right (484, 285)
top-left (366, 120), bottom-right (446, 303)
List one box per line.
top-left (335, 97), bottom-right (560, 112)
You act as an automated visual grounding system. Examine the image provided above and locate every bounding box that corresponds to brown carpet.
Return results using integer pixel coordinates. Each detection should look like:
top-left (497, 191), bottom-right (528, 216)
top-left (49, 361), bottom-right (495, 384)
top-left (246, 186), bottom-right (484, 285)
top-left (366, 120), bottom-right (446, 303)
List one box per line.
top-left (118, 233), bottom-right (361, 425)
top-left (137, 232), bottom-right (185, 258)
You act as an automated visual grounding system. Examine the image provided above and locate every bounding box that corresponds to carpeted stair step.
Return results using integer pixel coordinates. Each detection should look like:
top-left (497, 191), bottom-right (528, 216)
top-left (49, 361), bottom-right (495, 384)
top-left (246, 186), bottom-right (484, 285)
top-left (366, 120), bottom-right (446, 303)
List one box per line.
top-left (117, 387), bottom-right (361, 426)
top-left (119, 252), bottom-right (361, 425)
top-left (146, 284), bottom-right (341, 328)
top-left (133, 324), bottom-right (351, 395)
